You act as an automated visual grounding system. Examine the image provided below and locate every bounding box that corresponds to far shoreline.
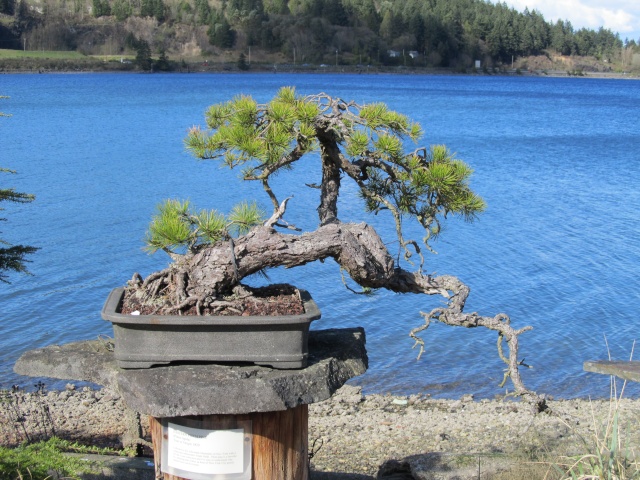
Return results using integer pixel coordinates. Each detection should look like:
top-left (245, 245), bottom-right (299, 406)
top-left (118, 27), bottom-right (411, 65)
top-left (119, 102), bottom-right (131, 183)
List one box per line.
top-left (1, 58), bottom-right (638, 80)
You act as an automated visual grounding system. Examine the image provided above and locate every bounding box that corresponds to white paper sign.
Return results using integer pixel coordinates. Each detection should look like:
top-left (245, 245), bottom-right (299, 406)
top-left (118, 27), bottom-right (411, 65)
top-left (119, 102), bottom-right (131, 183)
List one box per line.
top-left (167, 423), bottom-right (244, 475)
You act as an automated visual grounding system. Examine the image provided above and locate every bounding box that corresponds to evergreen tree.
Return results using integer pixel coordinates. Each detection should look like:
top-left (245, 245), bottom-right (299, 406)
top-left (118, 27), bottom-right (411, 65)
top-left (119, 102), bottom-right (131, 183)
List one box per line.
top-left (379, 10), bottom-right (400, 42)
top-left (154, 49), bottom-right (171, 70)
top-left (322, 0), bottom-right (347, 26)
top-left (141, 0), bottom-right (165, 20)
top-left (263, 0), bottom-right (288, 15)
top-left (342, 0), bottom-right (379, 31)
top-left (1, 98), bottom-right (38, 283)
top-left (208, 13), bottom-right (235, 48)
top-left (111, 0), bottom-right (132, 21)
top-left (194, 0), bottom-right (211, 24)
top-left (92, 0), bottom-right (111, 17)
top-left (153, 0), bottom-right (165, 21)
top-left (237, 52), bottom-right (249, 70)
top-left (551, 19), bottom-right (574, 55)
top-left (14, 0), bottom-right (37, 34)
top-left (0, 0), bottom-right (15, 15)
top-left (574, 28), bottom-right (596, 56)
top-left (129, 87), bottom-right (542, 404)
top-left (593, 27), bottom-right (622, 59)
top-left (0, 168), bottom-right (37, 282)
top-left (134, 39), bottom-right (153, 70)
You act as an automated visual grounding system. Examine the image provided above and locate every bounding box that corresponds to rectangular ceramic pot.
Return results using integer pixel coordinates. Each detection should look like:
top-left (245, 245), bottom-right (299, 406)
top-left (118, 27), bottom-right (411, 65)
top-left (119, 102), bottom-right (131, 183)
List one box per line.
top-left (101, 287), bottom-right (321, 370)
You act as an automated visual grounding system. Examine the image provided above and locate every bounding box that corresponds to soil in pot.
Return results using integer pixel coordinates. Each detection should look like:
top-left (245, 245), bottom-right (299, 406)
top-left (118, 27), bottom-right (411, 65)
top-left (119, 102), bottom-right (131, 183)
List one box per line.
top-left (120, 283), bottom-right (305, 317)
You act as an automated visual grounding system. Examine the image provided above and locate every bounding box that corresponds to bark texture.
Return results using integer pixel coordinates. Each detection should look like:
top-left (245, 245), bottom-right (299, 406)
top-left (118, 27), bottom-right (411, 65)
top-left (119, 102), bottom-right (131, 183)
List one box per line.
top-left (127, 221), bottom-right (544, 408)
top-left (150, 407), bottom-right (309, 480)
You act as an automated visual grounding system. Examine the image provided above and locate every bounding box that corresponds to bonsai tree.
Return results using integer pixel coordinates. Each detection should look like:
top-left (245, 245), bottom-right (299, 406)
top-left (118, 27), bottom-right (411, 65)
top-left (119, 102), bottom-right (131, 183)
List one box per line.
top-left (1, 97), bottom-right (38, 283)
top-left (125, 87), bottom-right (542, 405)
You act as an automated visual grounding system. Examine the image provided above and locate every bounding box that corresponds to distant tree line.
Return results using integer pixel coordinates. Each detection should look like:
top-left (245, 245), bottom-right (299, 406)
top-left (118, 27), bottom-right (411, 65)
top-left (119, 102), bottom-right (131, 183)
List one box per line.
top-left (0, 0), bottom-right (636, 67)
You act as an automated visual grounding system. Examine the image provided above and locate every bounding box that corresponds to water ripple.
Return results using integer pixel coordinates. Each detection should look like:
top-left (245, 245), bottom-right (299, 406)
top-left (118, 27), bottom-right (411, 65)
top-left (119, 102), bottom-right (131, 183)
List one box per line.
top-left (1, 73), bottom-right (639, 399)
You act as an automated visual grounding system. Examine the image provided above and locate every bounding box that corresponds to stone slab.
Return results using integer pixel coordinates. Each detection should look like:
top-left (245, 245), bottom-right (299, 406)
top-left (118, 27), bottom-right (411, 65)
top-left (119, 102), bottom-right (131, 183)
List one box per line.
top-left (583, 360), bottom-right (640, 382)
top-left (406, 453), bottom-right (537, 480)
top-left (15, 328), bottom-right (367, 417)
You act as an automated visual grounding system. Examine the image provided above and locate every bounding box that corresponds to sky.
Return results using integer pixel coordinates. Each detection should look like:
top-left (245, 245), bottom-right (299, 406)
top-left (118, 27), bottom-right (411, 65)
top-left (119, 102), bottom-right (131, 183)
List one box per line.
top-left (501, 0), bottom-right (640, 43)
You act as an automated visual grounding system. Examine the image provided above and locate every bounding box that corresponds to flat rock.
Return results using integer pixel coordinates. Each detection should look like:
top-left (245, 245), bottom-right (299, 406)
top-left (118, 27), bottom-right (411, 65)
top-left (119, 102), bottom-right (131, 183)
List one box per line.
top-left (15, 328), bottom-right (367, 417)
top-left (584, 360), bottom-right (640, 382)
top-left (403, 453), bottom-right (521, 480)
top-left (13, 339), bottom-right (120, 387)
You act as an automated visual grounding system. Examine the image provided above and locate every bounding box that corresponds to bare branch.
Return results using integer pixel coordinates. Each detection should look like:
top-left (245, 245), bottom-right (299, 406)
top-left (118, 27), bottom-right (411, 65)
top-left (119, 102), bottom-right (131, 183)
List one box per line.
top-left (264, 197), bottom-right (293, 228)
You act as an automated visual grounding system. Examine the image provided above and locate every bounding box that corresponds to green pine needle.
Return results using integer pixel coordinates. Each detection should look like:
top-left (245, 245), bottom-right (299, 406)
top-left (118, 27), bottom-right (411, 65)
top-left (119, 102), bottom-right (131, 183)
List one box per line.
top-left (195, 209), bottom-right (227, 243)
top-left (228, 201), bottom-right (265, 236)
top-left (181, 88), bottom-right (488, 257)
top-left (144, 199), bottom-right (193, 253)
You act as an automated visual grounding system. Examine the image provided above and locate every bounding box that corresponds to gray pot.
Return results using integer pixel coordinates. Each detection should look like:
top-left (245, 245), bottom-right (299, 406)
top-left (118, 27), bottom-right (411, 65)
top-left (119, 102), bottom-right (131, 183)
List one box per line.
top-left (101, 287), bottom-right (321, 369)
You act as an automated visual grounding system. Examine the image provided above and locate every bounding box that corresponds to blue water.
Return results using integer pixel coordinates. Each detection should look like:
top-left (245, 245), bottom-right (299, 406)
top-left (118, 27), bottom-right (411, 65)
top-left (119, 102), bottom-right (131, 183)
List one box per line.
top-left (1, 73), bottom-right (639, 399)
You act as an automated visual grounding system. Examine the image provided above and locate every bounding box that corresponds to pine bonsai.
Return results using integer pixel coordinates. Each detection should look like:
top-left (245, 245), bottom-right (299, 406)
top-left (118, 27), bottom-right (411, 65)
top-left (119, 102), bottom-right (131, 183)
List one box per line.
top-left (125, 87), bottom-right (542, 405)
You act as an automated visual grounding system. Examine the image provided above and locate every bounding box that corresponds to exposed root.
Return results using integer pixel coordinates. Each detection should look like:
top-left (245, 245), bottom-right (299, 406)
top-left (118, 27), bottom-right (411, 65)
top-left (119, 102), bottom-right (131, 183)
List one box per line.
top-left (231, 284), bottom-right (254, 299)
top-left (175, 271), bottom-right (188, 306)
top-left (170, 295), bottom-right (200, 314)
top-left (130, 272), bottom-right (143, 287)
top-left (149, 277), bottom-right (165, 300)
top-left (210, 303), bottom-right (243, 315)
top-left (140, 269), bottom-right (169, 289)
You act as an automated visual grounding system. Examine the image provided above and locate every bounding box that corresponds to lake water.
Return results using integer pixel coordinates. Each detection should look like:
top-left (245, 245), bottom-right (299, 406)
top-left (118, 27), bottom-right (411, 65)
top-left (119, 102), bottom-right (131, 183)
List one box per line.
top-left (1, 72), bottom-right (639, 399)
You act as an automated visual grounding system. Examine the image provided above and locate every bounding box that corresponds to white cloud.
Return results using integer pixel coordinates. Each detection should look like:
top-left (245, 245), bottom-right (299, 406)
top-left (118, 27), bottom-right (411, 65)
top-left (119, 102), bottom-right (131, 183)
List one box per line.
top-left (501, 0), bottom-right (640, 41)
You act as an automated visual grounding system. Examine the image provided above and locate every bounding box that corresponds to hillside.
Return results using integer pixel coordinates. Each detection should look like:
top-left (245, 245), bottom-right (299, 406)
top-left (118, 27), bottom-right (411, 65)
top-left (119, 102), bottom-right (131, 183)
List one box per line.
top-left (0, 0), bottom-right (639, 73)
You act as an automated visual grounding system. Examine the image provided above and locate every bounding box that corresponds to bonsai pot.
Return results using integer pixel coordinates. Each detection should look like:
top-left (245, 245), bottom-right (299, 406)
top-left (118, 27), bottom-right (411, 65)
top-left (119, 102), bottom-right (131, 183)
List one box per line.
top-left (101, 287), bottom-right (321, 370)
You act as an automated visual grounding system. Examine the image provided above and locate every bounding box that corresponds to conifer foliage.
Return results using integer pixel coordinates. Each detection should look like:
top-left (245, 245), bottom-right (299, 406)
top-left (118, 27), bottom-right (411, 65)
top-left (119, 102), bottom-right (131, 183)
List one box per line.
top-left (1, 97), bottom-right (38, 283)
top-left (1, 0), bottom-right (631, 70)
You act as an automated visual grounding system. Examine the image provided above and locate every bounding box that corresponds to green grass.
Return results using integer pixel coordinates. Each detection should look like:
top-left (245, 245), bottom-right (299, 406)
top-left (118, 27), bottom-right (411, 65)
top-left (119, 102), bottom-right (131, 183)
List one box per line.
top-left (0, 438), bottom-right (94, 480)
top-left (0, 49), bottom-right (87, 60)
top-left (0, 437), bottom-right (134, 480)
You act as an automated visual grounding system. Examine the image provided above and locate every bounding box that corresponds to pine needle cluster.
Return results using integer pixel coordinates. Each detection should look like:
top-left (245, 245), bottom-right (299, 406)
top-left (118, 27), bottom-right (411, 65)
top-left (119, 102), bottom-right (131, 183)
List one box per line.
top-left (178, 86), bottom-right (486, 261)
top-left (1, 97), bottom-right (38, 283)
top-left (145, 199), bottom-right (264, 256)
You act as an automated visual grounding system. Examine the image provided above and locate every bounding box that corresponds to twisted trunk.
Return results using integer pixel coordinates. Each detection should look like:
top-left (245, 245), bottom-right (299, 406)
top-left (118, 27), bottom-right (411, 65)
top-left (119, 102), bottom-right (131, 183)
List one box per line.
top-left (128, 220), bottom-right (544, 407)
top-left (184, 222), bottom-right (448, 298)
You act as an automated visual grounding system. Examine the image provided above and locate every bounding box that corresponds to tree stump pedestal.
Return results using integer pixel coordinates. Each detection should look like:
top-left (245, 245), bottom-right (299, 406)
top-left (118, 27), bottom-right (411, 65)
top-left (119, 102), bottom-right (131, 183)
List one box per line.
top-left (149, 406), bottom-right (309, 480)
top-left (14, 328), bottom-right (368, 480)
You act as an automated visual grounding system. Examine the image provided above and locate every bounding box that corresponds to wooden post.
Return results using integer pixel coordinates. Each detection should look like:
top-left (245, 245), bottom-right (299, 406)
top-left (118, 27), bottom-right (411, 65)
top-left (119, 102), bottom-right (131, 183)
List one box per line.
top-left (150, 405), bottom-right (309, 480)
top-left (14, 330), bottom-right (367, 480)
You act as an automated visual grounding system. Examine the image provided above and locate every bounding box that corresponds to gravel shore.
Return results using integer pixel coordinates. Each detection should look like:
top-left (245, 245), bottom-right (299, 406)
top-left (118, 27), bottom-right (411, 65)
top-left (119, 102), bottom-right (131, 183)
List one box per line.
top-left (3, 383), bottom-right (640, 479)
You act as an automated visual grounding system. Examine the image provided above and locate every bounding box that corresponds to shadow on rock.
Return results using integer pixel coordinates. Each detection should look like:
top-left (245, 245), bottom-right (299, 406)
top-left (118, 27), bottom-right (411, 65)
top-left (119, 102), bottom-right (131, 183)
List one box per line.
top-left (311, 471), bottom-right (375, 480)
top-left (378, 452), bottom-right (553, 480)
